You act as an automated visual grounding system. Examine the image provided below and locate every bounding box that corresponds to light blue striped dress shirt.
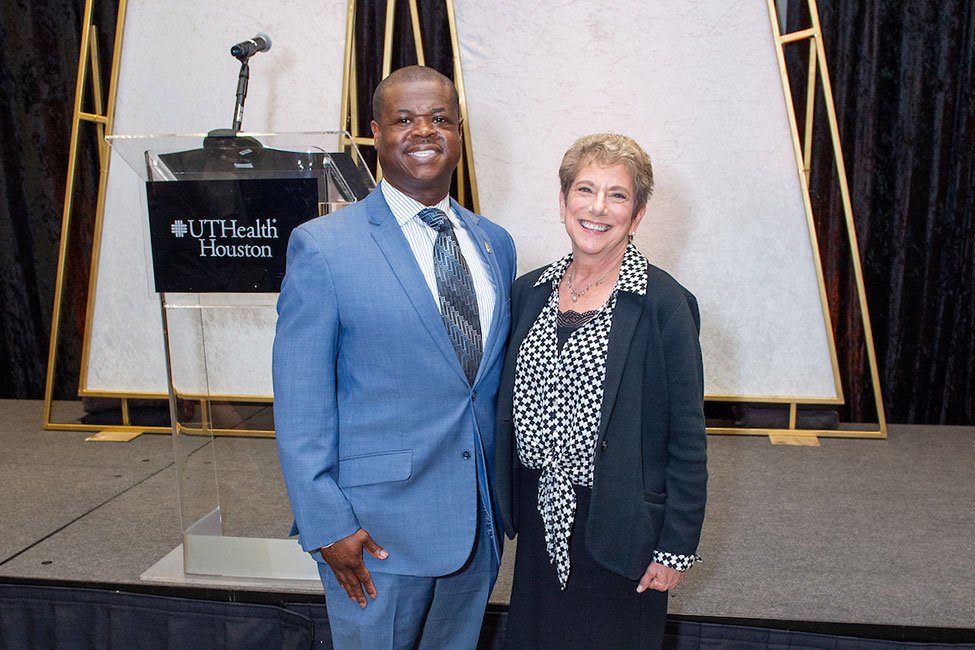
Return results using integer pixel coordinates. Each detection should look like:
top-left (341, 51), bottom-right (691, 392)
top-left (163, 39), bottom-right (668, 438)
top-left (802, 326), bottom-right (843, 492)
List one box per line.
top-left (380, 181), bottom-right (496, 342)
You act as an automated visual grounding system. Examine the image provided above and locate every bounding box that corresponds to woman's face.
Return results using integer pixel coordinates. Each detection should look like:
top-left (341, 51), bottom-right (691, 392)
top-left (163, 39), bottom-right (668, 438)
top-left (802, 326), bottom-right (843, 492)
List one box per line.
top-left (560, 162), bottom-right (646, 264)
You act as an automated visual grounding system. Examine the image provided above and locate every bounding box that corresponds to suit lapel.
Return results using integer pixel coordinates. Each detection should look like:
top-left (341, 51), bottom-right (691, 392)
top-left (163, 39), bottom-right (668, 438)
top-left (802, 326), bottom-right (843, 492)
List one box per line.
top-left (452, 201), bottom-right (507, 384)
top-left (367, 192), bottom-right (467, 383)
top-left (596, 288), bottom-right (645, 443)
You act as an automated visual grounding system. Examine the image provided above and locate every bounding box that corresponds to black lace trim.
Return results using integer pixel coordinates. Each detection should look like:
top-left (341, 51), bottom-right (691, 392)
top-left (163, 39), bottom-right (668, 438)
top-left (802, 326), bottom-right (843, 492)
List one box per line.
top-left (557, 308), bottom-right (600, 328)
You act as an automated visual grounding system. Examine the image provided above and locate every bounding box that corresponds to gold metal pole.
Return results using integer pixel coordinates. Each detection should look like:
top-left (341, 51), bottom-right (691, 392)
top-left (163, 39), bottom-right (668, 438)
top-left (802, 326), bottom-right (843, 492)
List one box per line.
top-left (375, 0), bottom-right (400, 182)
top-left (709, 426), bottom-right (883, 439)
top-left (802, 38), bottom-right (818, 185)
top-left (120, 397), bottom-right (131, 426)
top-left (78, 113), bottom-right (109, 123)
top-left (444, 0), bottom-right (479, 212)
top-left (88, 26), bottom-right (108, 167)
top-left (105, 0), bottom-right (127, 131)
top-left (408, 0), bottom-right (426, 65)
top-left (456, 141), bottom-right (467, 206)
top-left (806, 0), bottom-right (887, 434)
top-left (76, 119), bottom-right (112, 395)
top-left (341, 4), bottom-right (379, 176)
top-left (349, 135), bottom-right (375, 147)
top-left (381, 0), bottom-right (397, 79)
top-left (77, 0), bottom-right (129, 399)
top-left (339, 0), bottom-right (355, 138)
top-left (200, 399), bottom-right (211, 434)
top-left (350, 31), bottom-right (361, 138)
top-left (781, 27), bottom-right (816, 43)
top-left (44, 0), bottom-right (96, 428)
top-left (707, 393), bottom-right (842, 405)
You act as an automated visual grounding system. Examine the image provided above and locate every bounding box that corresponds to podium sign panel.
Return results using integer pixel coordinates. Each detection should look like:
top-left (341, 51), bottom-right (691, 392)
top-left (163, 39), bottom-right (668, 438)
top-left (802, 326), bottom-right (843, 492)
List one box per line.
top-left (146, 178), bottom-right (318, 293)
top-left (107, 132), bottom-right (374, 587)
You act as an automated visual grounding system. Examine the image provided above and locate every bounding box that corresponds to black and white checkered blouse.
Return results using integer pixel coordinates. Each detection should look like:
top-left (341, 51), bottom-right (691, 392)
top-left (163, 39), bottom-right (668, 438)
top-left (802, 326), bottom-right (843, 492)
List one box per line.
top-left (513, 244), bottom-right (698, 588)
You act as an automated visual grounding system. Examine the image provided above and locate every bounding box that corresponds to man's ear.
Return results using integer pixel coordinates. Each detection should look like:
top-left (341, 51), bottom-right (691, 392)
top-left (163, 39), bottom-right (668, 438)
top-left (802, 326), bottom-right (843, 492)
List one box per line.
top-left (370, 120), bottom-right (381, 142)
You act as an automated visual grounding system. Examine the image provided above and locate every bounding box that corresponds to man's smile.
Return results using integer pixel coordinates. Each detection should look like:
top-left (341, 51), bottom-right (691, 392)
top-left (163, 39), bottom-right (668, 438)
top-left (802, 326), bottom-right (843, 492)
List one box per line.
top-left (407, 147), bottom-right (440, 160)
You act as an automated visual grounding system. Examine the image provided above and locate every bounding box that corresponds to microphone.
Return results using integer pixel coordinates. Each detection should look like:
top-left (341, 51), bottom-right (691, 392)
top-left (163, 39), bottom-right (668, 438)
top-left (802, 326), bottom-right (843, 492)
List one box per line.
top-left (230, 32), bottom-right (272, 60)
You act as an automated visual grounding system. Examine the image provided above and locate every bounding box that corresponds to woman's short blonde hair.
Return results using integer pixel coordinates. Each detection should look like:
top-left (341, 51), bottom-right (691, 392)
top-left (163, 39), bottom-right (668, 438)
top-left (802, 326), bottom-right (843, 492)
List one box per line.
top-left (558, 133), bottom-right (654, 215)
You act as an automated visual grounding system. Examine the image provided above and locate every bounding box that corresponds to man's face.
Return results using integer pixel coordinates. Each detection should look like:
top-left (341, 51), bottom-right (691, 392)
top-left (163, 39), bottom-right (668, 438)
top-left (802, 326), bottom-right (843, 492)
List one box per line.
top-left (370, 80), bottom-right (462, 204)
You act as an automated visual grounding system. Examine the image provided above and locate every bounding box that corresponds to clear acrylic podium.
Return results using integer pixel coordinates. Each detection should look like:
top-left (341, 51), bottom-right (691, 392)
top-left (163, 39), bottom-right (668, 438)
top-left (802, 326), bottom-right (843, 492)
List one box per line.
top-left (106, 131), bottom-right (375, 586)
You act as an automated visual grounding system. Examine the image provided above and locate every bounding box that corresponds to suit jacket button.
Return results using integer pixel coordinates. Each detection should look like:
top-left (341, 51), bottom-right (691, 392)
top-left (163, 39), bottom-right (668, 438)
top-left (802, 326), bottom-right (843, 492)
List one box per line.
top-left (600, 440), bottom-right (608, 450)
top-left (471, 391), bottom-right (477, 401)
top-left (462, 451), bottom-right (471, 459)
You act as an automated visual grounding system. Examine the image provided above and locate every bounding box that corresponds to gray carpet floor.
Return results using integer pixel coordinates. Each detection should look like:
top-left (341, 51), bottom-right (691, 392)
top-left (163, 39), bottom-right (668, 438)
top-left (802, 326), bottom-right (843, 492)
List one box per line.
top-left (1, 399), bottom-right (973, 630)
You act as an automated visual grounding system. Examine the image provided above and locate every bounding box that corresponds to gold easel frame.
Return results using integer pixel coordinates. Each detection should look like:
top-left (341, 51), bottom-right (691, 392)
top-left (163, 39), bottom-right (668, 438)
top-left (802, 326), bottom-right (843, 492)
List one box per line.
top-left (703, 0), bottom-right (887, 438)
top-left (339, 0), bottom-right (479, 211)
top-left (41, 0), bottom-right (163, 434)
top-left (46, 0), bottom-right (885, 440)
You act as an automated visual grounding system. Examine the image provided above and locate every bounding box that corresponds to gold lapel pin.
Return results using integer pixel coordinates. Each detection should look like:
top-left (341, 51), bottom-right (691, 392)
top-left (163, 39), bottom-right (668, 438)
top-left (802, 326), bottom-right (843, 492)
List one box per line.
top-left (484, 242), bottom-right (492, 253)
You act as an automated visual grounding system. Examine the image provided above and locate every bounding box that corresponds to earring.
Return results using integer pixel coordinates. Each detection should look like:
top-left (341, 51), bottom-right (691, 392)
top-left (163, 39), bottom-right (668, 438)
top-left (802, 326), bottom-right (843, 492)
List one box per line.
top-left (628, 232), bottom-right (635, 243)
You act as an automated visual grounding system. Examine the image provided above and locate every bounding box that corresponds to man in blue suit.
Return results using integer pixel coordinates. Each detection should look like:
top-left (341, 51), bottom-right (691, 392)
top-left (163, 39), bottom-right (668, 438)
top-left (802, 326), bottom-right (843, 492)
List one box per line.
top-left (272, 66), bottom-right (516, 648)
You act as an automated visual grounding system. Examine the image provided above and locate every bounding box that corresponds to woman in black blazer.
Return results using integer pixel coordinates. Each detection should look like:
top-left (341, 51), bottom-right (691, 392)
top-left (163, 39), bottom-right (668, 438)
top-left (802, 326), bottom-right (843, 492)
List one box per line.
top-left (495, 133), bottom-right (707, 649)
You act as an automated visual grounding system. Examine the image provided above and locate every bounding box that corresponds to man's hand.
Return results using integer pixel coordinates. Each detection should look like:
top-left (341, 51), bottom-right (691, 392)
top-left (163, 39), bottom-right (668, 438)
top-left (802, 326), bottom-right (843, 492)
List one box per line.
top-left (637, 561), bottom-right (684, 593)
top-left (320, 528), bottom-right (388, 608)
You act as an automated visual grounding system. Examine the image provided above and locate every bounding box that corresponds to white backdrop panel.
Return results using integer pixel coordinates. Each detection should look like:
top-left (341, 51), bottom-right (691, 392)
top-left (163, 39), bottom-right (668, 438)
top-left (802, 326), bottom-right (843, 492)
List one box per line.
top-left (455, 1), bottom-right (838, 400)
top-left (84, 0), bottom-right (347, 397)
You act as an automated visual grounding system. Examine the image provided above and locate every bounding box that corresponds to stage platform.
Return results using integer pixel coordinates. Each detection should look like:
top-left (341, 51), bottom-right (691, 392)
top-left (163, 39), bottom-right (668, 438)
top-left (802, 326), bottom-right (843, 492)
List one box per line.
top-left (1, 399), bottom-right (973, 646)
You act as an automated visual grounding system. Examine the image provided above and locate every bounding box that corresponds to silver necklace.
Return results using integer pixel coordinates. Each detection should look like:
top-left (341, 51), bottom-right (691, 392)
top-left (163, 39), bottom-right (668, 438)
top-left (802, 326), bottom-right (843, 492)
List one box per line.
top-left (567, 264), bottom-right (614, 302)
top-left (566, 249), bottom-right (627, 302)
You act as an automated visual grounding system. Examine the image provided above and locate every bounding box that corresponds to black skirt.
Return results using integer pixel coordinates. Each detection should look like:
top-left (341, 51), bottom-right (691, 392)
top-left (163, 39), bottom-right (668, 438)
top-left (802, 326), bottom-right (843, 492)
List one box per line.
top-left (504, 464), bottom-right (668, 650)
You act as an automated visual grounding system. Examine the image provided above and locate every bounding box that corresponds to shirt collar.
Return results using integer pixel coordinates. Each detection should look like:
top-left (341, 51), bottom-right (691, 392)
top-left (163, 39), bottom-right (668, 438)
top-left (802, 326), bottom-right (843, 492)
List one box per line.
top-left (535, 243), bottom-right (648, 296)
top-left (380, 180), bottom-right (454, 228)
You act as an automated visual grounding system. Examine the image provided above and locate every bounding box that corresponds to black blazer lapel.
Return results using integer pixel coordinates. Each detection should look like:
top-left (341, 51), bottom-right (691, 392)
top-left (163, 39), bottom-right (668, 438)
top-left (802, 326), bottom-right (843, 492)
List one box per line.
top-left (596, 288), bottom-right (645, 444)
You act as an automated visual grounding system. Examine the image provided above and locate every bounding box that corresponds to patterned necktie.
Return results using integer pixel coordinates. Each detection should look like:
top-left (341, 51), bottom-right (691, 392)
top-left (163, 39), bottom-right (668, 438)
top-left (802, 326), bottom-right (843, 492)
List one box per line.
top-left (417, 207), bottom-right (483, 385)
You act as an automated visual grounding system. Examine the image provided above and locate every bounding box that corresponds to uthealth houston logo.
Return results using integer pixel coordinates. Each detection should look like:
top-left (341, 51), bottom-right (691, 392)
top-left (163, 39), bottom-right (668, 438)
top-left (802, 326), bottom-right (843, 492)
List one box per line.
top-left (170, 218), bottom-right (279, 258)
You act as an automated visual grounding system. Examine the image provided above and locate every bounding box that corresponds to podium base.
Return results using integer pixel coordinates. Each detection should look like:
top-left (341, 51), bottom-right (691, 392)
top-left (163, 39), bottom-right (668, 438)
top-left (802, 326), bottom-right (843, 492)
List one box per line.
top-left (141, 542), bottom-right (323, 594)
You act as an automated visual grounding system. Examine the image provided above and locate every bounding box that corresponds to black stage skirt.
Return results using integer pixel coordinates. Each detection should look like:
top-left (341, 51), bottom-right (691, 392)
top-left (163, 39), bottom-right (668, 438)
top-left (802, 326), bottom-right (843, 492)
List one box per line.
top-left (504, 464), bottom-right (668, 650)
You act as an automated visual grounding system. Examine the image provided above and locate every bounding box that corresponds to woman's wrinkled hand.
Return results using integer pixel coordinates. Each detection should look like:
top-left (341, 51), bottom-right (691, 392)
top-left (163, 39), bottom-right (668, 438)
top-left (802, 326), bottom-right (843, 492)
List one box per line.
top-left (637, 561), bottom-right (683, 593)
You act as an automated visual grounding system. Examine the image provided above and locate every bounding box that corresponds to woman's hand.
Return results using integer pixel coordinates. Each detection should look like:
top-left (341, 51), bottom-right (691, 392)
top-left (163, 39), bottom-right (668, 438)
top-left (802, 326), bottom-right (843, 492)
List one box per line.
top-left (637, 561), bottom-right (684, 593)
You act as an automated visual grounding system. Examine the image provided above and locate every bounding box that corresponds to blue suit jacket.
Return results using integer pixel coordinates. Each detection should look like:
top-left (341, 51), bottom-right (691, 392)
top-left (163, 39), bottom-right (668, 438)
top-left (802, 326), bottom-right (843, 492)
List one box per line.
top-left (272, 188), bottom-right (516, 577)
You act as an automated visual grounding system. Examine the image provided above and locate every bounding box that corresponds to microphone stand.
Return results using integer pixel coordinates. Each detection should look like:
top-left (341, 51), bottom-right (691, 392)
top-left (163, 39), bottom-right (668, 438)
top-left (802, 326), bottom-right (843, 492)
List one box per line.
top-left (232, 58), bottom-right (250, 132)
top-left (204, 51), bottom-right (261, 156)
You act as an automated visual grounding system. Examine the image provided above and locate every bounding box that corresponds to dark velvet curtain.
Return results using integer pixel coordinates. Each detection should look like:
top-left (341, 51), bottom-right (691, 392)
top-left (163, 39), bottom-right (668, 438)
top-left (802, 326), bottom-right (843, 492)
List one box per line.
top-left (0, 1), bottom-right (972, 424)
top-left (351, 1), bottom-right (466, 201)
top-left (0, 0), bottom-right (116, 400)
top-left (787, 1), bottom-right (974, 424)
